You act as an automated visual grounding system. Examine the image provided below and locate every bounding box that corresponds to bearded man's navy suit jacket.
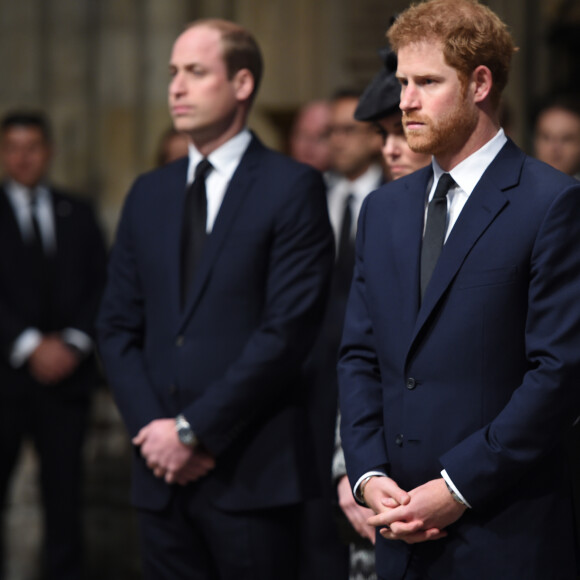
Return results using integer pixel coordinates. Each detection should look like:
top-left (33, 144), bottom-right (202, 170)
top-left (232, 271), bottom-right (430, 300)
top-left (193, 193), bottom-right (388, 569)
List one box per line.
top-left (97, 135), bottom-right (334, 513)
top-left (338, 139), bottom-right (580, 580)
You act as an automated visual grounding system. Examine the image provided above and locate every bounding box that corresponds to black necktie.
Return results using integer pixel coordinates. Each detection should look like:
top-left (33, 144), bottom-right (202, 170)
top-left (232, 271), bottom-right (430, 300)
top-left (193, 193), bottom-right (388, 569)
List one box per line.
top-left (28, 190), bottom-right (46, 257)
top-left (336, 193), bottom-right (355, 290)
top-left (180, 158), bottom-right (212, 307)
top-left (420, 173), bottom-right (454, 299)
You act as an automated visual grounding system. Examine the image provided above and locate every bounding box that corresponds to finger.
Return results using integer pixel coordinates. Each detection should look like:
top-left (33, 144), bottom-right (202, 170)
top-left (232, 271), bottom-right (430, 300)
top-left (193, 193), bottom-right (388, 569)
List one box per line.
top-left (382, 479), bottom-right (411, 505)
top-left (132, 428), bottom-right (147, 446)
top-left (389, 519), bottom-right (425, 535)
top-left (153, 466), bottom-right (166, 478)
top-left (381, 497), bottom-right (399, 508)
top-left (380, 527), bottom-right (446, 543)
top-left (367, 510), bottom-right (396, 528)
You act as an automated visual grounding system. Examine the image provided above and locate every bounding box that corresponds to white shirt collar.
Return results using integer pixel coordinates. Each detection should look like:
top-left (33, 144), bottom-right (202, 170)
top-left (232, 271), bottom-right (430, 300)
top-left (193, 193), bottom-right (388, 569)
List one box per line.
top-left (187, 128), bottom-right (252, 185)
top-left (432, 128), bottom-right (508, 195)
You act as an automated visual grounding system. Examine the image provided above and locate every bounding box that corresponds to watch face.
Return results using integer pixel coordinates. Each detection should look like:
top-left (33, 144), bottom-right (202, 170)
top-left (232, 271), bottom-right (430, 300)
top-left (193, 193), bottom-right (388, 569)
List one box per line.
top-left (178, 425), bottom-right (196, 446)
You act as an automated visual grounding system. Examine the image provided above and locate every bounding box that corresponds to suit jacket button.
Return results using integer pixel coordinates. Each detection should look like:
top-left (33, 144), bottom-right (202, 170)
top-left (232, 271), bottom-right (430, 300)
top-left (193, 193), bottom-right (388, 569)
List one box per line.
top-left (406, 377), bottom-right (417, 390)
top-left (176, 335), bottom-right (184, 347)
top-left (395, 434), bottom-right (404, 447)
top-left (169, 384), bottom-right (177, 395)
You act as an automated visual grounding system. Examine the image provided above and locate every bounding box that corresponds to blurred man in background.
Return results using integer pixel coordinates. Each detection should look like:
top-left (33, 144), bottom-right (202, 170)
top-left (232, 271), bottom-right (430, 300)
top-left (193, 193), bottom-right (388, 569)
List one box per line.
top-left (332, 46), bottom-right (430, 580)
top-left (0, 111), bottom-right (107, 580)
top-left (533, 94), bottom-right (580, 179)
top-left (289, 99), bottom-right (333, 175)
top-left (98, 19), bottom-right (334, 580)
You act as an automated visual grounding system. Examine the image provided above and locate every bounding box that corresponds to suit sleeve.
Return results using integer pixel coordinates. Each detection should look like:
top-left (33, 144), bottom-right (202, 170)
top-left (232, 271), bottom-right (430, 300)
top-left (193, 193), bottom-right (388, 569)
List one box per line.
top-left (96, 181), bottom-right (167, 436)
top-left (183, 168), bottom-right (335, 455)
top-left (441, 181), bottom-right (580, 508)
top-left (64, 201), bottom-right (108, 339)
top-left (337, 196), bottom-right (390, 485)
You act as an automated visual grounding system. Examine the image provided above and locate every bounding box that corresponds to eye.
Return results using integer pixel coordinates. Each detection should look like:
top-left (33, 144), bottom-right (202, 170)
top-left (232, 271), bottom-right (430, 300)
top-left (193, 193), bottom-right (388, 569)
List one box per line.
top-left (374, 126), bottom-right (388, 141)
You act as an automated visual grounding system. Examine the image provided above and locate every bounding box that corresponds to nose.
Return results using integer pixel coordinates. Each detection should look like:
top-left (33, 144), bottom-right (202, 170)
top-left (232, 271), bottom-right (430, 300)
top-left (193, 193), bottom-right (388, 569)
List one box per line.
top-left (399, 84), bottom-right (418, 112)
top-left (383, 135), bottom-right (399, 159)
top-left (169, 72), bottom-right (185, 97)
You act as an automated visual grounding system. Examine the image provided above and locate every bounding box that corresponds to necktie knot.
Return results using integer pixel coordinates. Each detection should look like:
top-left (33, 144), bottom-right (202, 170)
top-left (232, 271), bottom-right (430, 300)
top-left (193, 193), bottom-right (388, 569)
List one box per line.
top-left (195, 158), bottom-right (212, 180)
top-left (433, 173), bottom-right (454, 200)
top-left (420, 173), bottom-right (454, 300)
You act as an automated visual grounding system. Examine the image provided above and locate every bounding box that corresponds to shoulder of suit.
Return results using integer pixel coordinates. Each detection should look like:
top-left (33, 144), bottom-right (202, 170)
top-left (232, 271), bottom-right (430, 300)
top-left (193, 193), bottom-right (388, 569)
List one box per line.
top-left (245, 138), bottom-right (323, 184)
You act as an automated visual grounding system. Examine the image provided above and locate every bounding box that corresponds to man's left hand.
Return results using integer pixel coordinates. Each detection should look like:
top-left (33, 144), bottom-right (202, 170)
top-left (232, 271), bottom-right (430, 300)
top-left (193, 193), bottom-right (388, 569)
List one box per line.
top-left (367, 478), bottom-right (466, 544)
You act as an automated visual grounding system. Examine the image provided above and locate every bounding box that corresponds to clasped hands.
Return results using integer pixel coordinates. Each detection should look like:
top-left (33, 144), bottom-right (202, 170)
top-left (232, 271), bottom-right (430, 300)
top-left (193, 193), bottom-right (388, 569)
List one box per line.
top-left (133, 418), bottom-right (215, 485)
top-left (29, 334), bottom-right (80, 384)
top-left (363, 476), bottom-right (467, 544)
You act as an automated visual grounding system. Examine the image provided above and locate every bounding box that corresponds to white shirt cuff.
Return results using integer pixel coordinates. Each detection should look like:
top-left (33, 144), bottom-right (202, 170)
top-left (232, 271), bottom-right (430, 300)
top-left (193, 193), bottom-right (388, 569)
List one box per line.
top-left (353, 470), bottom-right (388, 502)
top-left (441, 469), bottom-right (472, 508)
top-left (10, 328), bottom-right (42, 368)
top-left (61, 328), bottom-right (93, 354)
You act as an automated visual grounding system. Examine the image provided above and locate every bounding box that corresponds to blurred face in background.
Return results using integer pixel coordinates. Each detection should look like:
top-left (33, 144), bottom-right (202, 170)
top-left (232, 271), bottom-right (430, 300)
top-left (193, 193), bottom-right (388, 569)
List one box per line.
top-left (289, 101), bottom-right (332, 172)
top-left (534, 107), bottom-right (580, 177)
top-left (376, 111), bottom-right (431, 180)
top-left (328, 96), bottom-right (382, 180)
top-left (0, 126), bottom-right (52, 188)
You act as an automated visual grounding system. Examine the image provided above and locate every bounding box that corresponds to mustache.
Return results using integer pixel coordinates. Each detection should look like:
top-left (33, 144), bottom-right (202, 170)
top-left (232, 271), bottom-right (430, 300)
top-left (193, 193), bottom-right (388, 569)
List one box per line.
top-left (402, 112), bottom-right (429, 125)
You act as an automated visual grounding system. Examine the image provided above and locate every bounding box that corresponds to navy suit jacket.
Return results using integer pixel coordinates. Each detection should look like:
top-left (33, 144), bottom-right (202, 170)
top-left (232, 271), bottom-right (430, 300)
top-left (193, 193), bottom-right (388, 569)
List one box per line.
top-left (0, 186), bottom-right (107, 401)
top-left (97, 135), bottom-right (334, 512)
top-left (338, 140), bottom-right (580, 579)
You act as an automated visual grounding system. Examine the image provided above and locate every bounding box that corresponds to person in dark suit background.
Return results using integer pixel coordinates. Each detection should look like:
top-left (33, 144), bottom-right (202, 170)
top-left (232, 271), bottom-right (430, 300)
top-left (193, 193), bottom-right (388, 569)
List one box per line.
top-left (332, 45), bottom-right (431, 580)
top-left (97, 18), bottom-right (334, 580)
top-left (297, 87), bottom-right (386, 580)
top-left (338, 1), bottom-right (580, 578)
top-left (0, 111), bottom-right (107, 580)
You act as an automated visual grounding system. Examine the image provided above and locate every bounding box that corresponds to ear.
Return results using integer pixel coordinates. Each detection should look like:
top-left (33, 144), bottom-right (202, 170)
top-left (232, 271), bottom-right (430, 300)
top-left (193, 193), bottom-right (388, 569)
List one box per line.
top-left (471, 65), bottom-right (493, 104)
top-left (233, 69), bottom-right (255, 102)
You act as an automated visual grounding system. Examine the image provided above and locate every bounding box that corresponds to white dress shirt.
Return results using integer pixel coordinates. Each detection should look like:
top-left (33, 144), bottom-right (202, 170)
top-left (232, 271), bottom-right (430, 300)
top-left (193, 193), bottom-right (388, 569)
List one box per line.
top-left (353, 129), bottom-right (508, 507)
top-left (187, 128), bottom-right (252, 233)
top-left (327, 163), bottom-right (384, 248)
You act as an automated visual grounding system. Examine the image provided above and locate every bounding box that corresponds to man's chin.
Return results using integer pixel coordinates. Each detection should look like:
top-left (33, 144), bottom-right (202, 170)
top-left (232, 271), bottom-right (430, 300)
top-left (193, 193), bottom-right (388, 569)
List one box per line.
top-left (406, 137), bottom-right (433, 155)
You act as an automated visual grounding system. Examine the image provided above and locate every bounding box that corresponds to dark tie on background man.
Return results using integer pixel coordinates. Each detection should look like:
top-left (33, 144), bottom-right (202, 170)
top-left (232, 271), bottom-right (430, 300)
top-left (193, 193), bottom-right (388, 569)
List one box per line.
top-left (420, 172), bottom-right (454, 299)
top-left (335, 193), bottom-right (355, 292)
top-left (180, 158), bottom-right (212, 307)
top-left (28, 188), bottom-right (45, 257)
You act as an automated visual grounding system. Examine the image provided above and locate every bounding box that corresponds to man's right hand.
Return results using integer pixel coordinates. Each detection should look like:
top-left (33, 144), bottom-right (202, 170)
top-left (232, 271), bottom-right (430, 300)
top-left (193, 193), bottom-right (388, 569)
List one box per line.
top-left (171, 449), bottom-right (216, 485)
top-left (337, 475), bottom-right (376, 543)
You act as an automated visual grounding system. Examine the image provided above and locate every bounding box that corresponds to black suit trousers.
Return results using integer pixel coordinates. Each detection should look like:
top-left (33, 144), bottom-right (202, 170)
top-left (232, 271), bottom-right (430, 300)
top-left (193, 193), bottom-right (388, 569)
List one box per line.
top-left (0, 387), bottom-right (90, 580)
top-left (137, 483), bottom-right (302, 580)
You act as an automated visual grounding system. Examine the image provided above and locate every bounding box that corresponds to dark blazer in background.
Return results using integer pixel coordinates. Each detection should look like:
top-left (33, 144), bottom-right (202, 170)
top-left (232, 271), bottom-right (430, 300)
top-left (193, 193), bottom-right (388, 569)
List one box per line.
top-left (97, 135), bottom-right (335, 513)
top-left (339, 140), bottom-right (580, 580)
top-left (0, 185), bottom-right (107, 580)
top-left (0, 187), bottom-right (107, 398)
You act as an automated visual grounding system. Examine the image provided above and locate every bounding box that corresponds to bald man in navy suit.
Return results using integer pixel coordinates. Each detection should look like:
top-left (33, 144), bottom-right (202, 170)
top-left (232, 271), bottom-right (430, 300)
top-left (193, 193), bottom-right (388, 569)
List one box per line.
top-left (97, 19), bottom-right (334, 580)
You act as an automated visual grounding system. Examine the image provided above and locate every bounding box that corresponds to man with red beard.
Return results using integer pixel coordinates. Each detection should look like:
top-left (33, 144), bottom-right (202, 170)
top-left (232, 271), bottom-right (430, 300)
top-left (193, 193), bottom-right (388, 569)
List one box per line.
top-left (338, 1), bottom-right (580, 579)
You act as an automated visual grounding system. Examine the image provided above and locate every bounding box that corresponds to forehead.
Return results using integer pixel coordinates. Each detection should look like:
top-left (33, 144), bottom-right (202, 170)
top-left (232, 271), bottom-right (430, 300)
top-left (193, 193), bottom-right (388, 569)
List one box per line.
top-left (396, 41), bottom-right (453, 76)
top-left (170, 25), bottom-right (225, 65)
top-left (2, 126), bottom-right (47, 145)
top-left (539, 108), bottom-right (580, 129)
top-left (331, 97), bottom-right (358, 120)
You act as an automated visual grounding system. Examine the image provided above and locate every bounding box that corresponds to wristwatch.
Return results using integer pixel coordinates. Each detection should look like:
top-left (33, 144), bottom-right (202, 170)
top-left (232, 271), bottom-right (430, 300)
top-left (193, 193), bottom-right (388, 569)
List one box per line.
top-left (175, 414), bottom-right (198, 448)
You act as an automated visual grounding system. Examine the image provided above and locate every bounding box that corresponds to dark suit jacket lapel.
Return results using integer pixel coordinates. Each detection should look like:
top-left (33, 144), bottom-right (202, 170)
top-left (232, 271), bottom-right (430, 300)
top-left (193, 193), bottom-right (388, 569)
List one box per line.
top-left (179, 136), bottom-right (262, 329)
top-left (162, 159), bottom-right (189, 325)
top-left (410, 140), bottom-right (523, 348)
top-left (0, 187), bottom-right (23, 244)
top-left (390, 167), bottom-right (432, 326)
